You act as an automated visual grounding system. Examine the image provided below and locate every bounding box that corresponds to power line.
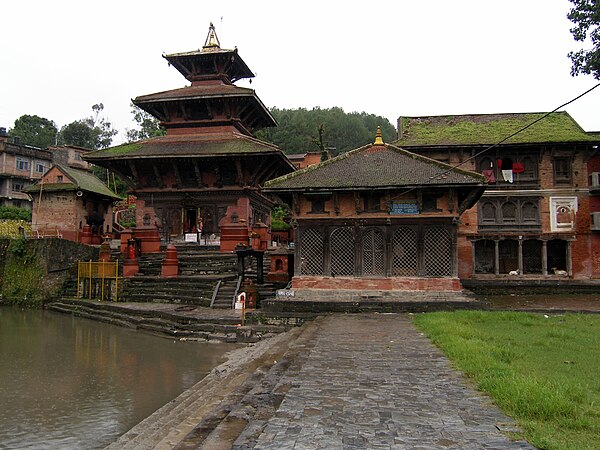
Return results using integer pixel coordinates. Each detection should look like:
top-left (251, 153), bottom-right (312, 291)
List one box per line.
top-left (386, 81), bottom-right (600, 203)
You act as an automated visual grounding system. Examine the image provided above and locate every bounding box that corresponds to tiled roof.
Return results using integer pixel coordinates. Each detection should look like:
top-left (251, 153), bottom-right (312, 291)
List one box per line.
top-left (134, 84), bottom-right (255, 103)
top-left (84, 131), bottom-right (292, 163)
top-left (396, 111), bottom-right (598, 146)
top-left (264, 143), bottom-right (485, 191)
top-left (27, 165), bottom-right (121, 199)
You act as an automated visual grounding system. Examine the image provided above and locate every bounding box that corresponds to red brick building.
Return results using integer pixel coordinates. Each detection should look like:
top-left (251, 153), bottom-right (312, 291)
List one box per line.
top-left (264, 129), bottom-right (485, 292)
top-left (395, 112), bottom-right (600, 280)
top-left (84, 24), bottom-right (294, 252)
top-left (27, 165), bottom-right (121, 242)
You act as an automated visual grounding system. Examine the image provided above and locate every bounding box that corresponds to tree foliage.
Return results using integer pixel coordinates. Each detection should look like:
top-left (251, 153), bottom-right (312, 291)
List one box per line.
top-left (58, 103), bottom-right (118, 149)
top-left (0, 206), bottom-right (31, 221)
top-left (9, 115), bottom-right (58, 148)
top-left (256, 107), bottom-right (397, 156)
top-left (126, 103), bottom-right (166, 142)
top-left (567, 0), bottom-right (600, 79)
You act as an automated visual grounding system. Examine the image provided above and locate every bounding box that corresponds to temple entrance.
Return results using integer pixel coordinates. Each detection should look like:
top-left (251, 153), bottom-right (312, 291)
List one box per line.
top-left (183, 208), bottom-right (199, 234)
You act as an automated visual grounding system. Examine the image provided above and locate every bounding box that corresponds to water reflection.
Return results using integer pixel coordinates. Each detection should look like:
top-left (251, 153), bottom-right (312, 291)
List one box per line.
top-left (0, 308), bottom-right (238, 449)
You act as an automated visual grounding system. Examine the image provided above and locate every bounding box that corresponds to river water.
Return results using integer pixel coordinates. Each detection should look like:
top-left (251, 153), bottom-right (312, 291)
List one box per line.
top-left (0, 308), bottom-right (238, 449)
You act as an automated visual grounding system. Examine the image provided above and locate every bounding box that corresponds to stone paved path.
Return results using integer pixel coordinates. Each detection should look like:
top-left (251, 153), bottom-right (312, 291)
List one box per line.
top-left (244, 314), bottom-right (534, 449)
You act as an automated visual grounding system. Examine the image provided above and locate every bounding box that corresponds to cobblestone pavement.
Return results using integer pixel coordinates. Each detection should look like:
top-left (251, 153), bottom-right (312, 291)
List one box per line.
top-left (245, 314), bottom-right (534, 450)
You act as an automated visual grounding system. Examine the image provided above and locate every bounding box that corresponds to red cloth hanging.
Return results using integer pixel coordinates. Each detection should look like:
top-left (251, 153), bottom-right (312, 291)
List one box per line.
top-left (512, 162), bottom-right (525, 173)
top-left (497, 159), bottom-right (502, 169)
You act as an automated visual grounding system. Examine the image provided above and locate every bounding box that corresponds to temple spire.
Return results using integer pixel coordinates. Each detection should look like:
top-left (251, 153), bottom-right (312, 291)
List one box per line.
top-left (374, 126), bottom-right (384, 145)
top-left (203, 22), bottom-right (221, 52)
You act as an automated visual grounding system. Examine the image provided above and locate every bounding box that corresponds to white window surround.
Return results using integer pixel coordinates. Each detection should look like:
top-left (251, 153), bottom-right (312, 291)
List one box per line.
top-left (550, 197), bottom-right (578, 232)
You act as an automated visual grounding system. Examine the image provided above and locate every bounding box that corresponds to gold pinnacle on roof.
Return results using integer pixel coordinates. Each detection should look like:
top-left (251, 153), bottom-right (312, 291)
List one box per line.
top-left (374, 126), bottom-right (384, 145)
top-left (202, 22), bottom-right (221, 52)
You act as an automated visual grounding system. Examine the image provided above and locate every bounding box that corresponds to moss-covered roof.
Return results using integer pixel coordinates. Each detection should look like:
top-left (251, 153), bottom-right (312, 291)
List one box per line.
top-left (84, 131), bottom-right (287, 161)
top-left (264, 143), bottom-right (485, 191)
top-left (27, 165), bottom-right (121, 199)
top-left (395, 111), bottom-right (598, 147)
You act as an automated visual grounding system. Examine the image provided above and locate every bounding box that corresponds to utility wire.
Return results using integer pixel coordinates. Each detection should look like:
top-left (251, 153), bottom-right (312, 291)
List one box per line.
top-left (386, 81), bottom-right (600, 203)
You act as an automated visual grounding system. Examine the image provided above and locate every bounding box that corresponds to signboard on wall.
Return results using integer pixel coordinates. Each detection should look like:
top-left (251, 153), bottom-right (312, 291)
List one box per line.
top-left (184, 233), bottom-right (198, 242)
top-left (389, 201), bottom-right (419, 215)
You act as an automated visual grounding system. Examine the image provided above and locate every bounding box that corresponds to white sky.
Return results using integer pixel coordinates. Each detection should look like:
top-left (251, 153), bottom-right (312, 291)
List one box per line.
top-left (1, 0), bottom-right (599, 146)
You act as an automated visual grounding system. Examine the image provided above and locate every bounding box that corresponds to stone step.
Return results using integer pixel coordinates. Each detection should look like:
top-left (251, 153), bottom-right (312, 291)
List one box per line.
top-left (46, 300), bottom-right (282, 343)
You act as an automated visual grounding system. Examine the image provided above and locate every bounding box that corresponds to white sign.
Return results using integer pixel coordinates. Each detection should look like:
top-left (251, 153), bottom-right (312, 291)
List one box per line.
top-left (276, 290), bottom-right (295, 297)
top-left (184, 233), bottom-right (198, 242)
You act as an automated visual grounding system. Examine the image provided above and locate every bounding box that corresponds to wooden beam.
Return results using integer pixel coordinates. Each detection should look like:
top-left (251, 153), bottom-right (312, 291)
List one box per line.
top-left (354, 192), bottom-right (362, 214)
top-left (333, 192), bottom-right (340, 215)
top-left (292, 193), bottom-right (300, 214)
top-left (235, 159), bottom-right (244, 186)
top-left (448, 189), bottom-right (455, 212)
top-left (193, 161), bottom-right (205, 188)
top-left (172, 162), bottom-right (182, 188)
top-left (152, 163), bottom-right (164, 188)
top-left (249, 158), bottom-right (269, 185)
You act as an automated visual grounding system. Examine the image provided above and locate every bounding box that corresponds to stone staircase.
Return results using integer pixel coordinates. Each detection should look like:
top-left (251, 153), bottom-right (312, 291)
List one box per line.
top-left (45, 298), bottom-right (288, 343)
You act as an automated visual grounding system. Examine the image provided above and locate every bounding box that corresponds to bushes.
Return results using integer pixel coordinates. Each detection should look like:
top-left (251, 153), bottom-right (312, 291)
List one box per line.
top-left (0, 206), bottom-right (32, 221)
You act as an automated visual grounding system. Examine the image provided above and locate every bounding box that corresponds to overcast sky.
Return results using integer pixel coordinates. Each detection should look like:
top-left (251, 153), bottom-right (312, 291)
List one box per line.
top-left (2, 0), bottom-right (598, 146)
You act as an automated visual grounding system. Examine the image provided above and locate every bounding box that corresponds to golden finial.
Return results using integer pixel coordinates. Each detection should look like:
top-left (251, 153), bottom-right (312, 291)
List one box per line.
top-left (374, 126), bottom-right (384, 145)
top-left (203, 22), bottom-right (221, 52)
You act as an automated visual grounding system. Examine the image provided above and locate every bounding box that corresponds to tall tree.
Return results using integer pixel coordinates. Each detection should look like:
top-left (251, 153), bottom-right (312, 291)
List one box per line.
top-left (58, 103), bottom-right (118, 149)
top-left (567, 0), bottom-right (600, 79)
top-left (256, 107), bottom-right (397, 156)
top-left (9, 115), bottom-right (58, 148)
top-left (126, 103), bottom-right (166, 142)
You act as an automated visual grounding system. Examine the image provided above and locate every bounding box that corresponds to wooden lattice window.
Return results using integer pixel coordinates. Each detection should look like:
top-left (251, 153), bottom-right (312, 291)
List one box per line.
top-left (553, 158), bottom-right (572, 185)
top-left (474, 239), bottom-right (495, 274)
top-left (330, 227), bottom-right (355, 276)
top-left (523, 240), bottom-right (543, 274)
top-left (392, 227), bottom-right (417, 276)
top-left (521, 201), bottom-right (538, 224)
top-left (424, 226), bottom-right (452, 277)
top-left (481, 202), bottom-right (497, 223)
top-left (501, 202), bottom-right (517, 223)
top-left (362, 228), bottom-right (385, 276)
top-left (300, 228), bottom-right (324, 275)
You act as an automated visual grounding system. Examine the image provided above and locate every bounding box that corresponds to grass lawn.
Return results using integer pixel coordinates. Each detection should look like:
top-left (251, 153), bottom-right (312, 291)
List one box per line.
top-left (413, 311), bottom-right (600, 450)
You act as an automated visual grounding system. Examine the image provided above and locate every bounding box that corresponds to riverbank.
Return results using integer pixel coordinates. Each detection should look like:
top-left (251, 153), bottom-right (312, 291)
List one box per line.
top-left (108, 314), bottom-right (534, 449)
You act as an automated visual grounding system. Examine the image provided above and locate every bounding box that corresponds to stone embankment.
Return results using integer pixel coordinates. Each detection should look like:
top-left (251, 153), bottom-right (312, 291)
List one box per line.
top-left (106, 314), bottom-right (534, 449)
top-left (46, 299), bottom-right (300, 343)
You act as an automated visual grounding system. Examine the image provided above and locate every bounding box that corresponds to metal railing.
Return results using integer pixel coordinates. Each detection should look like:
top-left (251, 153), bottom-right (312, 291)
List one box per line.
top-left (77, 260), bottom-right (119, 302)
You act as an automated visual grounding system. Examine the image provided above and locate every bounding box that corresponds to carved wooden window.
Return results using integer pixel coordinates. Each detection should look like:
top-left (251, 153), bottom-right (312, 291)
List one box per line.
top-left (362, 193), bottom-right (382, 213)
top-left (300, 228), bottom-right (323, 275)
top-left (362, 228), bottom-right (385, 276)
top-left (392, 227), bottom-right (417, 276)
top-left (481, 202), bottom-right (497, 223)
top-left (479, 198), bottom-right (540, 231)
top-left (501, 202), bottom-right (517, 223)
top-left (424, 226), bottom-right (452, 276)
top-left (330, 227), bottom-right (355, 276)
top-left (521, 201), bottom-right (538, 224)
top-left (553, 158), bottom-right (572, 185)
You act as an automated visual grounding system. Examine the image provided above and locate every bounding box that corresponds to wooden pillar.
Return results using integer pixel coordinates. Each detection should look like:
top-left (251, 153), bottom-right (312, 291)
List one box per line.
top-left (494, 240), bottom-right (500, 275)
top-left (542, 240), bottom-right (548, 275)
top-left (567, 241), bottom-right (573, 276)
top-left (518, 238), bottom-right (523, 274)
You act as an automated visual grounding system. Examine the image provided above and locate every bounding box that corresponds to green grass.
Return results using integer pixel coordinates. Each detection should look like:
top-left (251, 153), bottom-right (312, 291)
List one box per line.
top-left (413, 311), bottom-right (600, 450)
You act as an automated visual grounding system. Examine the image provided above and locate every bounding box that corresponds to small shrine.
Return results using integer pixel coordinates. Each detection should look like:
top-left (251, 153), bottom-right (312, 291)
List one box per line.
top-left (84, 24), bottom-right (294, 252)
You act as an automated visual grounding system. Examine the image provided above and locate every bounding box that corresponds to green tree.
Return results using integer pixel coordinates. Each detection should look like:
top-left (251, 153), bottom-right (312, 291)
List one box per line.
top-left (567, 0), bottom-right (600, 79)
top-left (126, 103), bottom-right (166, 142)
top-left (257, 107), bottom-right (397, 156)
top-left (9, 115), bottom-right (58, 148)
top-left (58, 103), bottom-right (118, 149)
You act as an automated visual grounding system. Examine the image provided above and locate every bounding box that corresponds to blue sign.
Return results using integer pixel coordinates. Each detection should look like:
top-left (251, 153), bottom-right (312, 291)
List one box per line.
top-left (390, 201), bottom-right (419, 215)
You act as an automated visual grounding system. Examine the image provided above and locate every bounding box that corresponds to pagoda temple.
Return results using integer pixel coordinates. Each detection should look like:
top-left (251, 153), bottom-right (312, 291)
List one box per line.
top-left (85, 24), bottom-right (294, 251)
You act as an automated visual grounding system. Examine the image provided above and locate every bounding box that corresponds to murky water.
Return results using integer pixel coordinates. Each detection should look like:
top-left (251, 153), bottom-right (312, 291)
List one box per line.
top-left (0, 308), bottom-right (238, 449)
